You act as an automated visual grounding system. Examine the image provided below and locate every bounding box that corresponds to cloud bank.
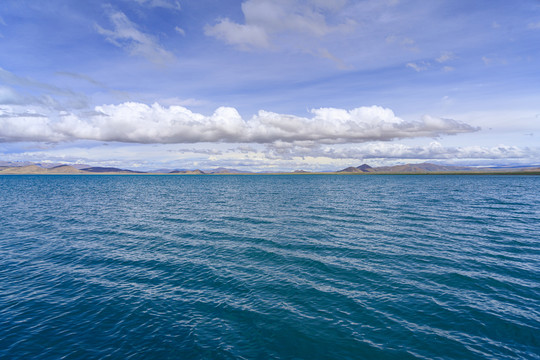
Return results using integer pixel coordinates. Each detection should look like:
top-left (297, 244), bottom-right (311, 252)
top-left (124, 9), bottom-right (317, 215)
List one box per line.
top-left (0, 102), bottom-right (477, 144)
top-left (267, 142), bottom-right (534, 161)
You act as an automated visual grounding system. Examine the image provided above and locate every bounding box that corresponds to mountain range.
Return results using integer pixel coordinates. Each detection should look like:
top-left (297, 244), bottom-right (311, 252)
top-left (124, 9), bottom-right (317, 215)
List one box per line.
top-left (337, 163), bottom-right (484, 173)
top-left (1, 162), bottom-right (539, 175)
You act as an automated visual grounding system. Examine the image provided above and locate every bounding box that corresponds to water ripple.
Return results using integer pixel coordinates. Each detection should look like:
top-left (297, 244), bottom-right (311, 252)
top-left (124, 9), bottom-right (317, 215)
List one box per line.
top-left (0, 175), bottom-right (539, 359)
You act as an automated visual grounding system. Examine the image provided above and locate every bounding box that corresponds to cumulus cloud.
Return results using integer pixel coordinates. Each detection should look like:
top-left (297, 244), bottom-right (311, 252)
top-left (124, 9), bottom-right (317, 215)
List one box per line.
top-left (0, 102), bottom-right (477, 144)
top-left (0, 110), bottom-right (64, 142)
top-left (204, 0), bottom-right (354, 51)
top-left (96, 9), bottom-right (175, 64)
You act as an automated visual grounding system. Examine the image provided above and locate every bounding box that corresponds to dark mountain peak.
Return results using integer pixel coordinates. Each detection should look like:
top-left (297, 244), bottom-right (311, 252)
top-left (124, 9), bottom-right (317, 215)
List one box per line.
top-left (169, 169), bottom-right (205, 174)
top-left (338, 166), bottom-right (363, 173)
top-left (357, 164), bottom-right (374, 172)
top-left (83, 167), bottom-right (145, 173)
top-left (207, 167), bottom-right (249, 174)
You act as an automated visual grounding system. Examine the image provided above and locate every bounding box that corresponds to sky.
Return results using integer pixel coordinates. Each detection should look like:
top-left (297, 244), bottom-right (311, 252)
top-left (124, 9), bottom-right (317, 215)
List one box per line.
top-left (0, 0), bottom-right (539, 171)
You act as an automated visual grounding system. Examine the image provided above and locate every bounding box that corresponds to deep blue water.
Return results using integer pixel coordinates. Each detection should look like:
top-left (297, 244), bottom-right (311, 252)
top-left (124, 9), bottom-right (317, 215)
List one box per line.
top-left (0, 175), bottom-right (539, 359)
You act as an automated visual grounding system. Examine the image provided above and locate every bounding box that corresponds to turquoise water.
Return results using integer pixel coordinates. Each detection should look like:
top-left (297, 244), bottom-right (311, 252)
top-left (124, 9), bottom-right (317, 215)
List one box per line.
top-left (0, 175), bottom-right (539, 359)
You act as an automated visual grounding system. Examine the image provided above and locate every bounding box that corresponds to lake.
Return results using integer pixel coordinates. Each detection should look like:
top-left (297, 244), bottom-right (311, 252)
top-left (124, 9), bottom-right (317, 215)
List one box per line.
top-left (0, 175), bottom-right (539, 359)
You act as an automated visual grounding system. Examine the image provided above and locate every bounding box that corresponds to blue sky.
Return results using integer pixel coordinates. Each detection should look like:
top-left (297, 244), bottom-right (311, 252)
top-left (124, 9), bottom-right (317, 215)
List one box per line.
top-left (1, 0), bottom-right (539, 171)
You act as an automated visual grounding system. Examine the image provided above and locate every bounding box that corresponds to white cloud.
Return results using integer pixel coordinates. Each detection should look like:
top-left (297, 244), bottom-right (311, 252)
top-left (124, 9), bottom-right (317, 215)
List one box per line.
top-left (0, 110), bottom-right (65, 142)
top-left (204, 19), bottom-right (270, 49)
top-left (96, 9), bottom-right (175, 64)
top-left (315, 142), bottom-right (533, 160)
top-left (0, 102), bottom-right (477, 144)
top-left (260, 141), bottom-right (537, 164)
top-left (528, 22), bottom-right (540, 30)
top-left (205, 0), bottom-right (354, 51)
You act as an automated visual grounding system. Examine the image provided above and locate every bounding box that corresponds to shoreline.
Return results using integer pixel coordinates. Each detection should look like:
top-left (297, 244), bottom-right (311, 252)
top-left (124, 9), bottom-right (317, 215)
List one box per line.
top-left (2, 171), bottom-right (540, 176)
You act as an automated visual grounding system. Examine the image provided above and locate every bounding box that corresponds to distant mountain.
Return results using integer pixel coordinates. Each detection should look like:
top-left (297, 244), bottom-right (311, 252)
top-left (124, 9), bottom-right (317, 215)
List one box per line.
top-left (338, 162), bottom-right (478, 173)
top-left (71, 164), bottom-right (92, 170)
top-left (0, 161), bottom-right (88, 170)
top-left (152, 168), bottom-right (180, 173)
top-left (82, 167), bottom-right (146, 174)
top-left (357, 164), bottom-right (374, 172)
top-left (338, 164), bottom-right (374, 173)
top-left (48, 165), bottom-right (87, 174)
top-left (0, 165), bottom-right (86, 174)
top-left (205, 167), bottom-right (251, 174)
top-left (0, 164), bottom-right (149, 174)
top-left (2, 160), bottom-right (539, 175)
top-left (374, 163), bottom-right (474, 173)
top-left (3, 162), bottom-right (85, 169)
top-left (35, 162), bottom-right (66, 169)
top-left (169, 169), bottom-right (206, 174)
top-left (338, 166), bottom-right (364, 173)
top-left (0, 165), bottom-right (50, 174)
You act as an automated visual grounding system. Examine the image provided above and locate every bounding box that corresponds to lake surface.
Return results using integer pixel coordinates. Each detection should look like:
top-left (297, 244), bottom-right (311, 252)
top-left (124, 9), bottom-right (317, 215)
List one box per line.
top-left (0, 175), bottom-right (539, 359)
